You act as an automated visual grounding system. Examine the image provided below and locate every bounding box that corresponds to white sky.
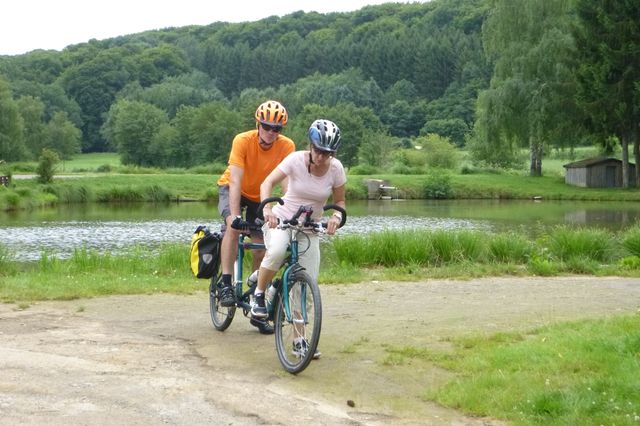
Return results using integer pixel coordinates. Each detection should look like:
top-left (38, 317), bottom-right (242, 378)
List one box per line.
top-left (1, 0), bottom-right (422, 56)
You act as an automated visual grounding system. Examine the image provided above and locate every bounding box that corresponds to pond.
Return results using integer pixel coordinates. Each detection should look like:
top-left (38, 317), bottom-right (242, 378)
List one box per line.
top-left (1, 199), bottom-right (639, 261)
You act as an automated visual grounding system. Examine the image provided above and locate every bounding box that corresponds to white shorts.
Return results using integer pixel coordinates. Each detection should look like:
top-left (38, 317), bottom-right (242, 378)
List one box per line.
top-left (260, 224), bottom-right (320, 280)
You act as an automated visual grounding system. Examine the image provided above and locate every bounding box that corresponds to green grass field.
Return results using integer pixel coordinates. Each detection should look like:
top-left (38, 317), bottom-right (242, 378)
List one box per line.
top-left (62, 152), bottom-right (122, 172)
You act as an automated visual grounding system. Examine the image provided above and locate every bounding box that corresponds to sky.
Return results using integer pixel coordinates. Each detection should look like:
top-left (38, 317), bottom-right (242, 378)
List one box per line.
top-left (1, 0), bottom-right (421, 56)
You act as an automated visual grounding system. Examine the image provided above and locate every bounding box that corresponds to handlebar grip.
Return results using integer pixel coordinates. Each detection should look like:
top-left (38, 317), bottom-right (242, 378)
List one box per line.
top-left (323, 204), bottom-right (347, 228)
top-left (258, 197), bottom-right (284, 215)
top-left (230, 216), bottom-right (263, 231)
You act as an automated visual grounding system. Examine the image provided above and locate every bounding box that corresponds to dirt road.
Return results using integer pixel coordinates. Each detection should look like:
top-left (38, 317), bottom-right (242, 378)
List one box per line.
top-left (1, 276), bottom-right (638, 425)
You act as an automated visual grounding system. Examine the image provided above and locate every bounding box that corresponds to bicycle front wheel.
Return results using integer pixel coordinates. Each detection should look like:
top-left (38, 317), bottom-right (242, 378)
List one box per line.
top-left (209, 274), bottom-right (235, 331)
top-left (274, 269), bottom-right (322, 374)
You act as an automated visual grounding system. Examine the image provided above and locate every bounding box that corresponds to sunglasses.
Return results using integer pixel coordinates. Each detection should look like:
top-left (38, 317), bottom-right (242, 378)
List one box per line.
top-left (261, 123), bottom-right (283, 133)
top-left (312, 146), bottom-right (333, 156)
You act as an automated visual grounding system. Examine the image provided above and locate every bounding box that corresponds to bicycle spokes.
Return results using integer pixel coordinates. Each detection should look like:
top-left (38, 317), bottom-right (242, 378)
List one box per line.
top-left (274, 272), bottom-right (322, 374)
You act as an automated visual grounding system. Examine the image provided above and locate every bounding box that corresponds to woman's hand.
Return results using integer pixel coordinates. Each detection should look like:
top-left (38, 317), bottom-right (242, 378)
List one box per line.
top-left (326, 213), bottom-right (341, 235)
top-left (263, 205), bottom-right (278, 228)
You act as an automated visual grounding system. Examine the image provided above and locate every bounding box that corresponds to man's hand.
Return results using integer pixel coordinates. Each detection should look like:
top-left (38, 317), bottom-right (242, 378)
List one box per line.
top-left (230, 215), bottom-right (244, 230)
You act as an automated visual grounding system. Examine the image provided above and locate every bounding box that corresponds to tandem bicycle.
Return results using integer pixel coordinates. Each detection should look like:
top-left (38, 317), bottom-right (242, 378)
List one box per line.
top-left (208, 197), bottom-right (346, 374)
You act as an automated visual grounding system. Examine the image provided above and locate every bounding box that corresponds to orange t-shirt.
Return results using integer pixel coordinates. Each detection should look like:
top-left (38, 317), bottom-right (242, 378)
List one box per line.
top-left (217, 130), bottom-right (295, 202)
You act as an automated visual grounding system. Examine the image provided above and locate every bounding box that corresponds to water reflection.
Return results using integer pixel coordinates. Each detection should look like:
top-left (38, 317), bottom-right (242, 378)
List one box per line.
top-left (1, 199), bottom-right (639, 261)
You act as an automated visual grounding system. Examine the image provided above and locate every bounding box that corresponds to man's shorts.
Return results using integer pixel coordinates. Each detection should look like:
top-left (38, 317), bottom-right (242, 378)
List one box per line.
top-left (218, 185), bottom-right (264, 238)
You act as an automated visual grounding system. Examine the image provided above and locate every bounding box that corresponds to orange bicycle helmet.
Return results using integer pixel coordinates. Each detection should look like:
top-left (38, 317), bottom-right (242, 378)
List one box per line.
top-left (255, 100), bottom-right (288, 127)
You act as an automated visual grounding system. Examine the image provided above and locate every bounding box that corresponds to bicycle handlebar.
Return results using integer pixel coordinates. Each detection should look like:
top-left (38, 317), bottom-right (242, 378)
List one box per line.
top-left (230, 196), bottom-right (347, 231)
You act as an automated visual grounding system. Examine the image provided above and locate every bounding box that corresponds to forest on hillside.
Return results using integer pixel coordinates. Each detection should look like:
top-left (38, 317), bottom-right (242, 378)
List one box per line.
top-left (0, 0), bottom-right (638, 184)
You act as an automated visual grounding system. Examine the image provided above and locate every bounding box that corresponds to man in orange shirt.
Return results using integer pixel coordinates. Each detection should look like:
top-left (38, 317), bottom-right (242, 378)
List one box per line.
top-left (216, 100), bottom-right (295, 333)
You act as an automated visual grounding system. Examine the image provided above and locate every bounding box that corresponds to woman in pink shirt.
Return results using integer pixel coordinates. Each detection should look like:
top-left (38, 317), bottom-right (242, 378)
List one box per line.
top-left (251, 120), bottom-right (346, 336)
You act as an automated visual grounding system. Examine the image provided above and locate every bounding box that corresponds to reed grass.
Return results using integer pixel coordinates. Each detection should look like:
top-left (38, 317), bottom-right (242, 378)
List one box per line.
top-left (545, 226), bottom-right (616, 262)
top-left (2, 225), bottom-right (640, 303)
top-left (488, 232), bottom-right (533, 263)
top-left (332, 226), bottom-right (640, 278)
top-left (622, 224), bottom-right (640, 257)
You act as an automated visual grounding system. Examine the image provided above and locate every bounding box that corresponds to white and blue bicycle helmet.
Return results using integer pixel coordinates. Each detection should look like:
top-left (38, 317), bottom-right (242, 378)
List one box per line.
top-left (308, 119), bottom-right (342, 153)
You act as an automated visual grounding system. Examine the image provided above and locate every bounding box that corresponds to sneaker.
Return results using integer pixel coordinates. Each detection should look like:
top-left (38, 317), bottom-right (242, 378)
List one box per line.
top-left (250, 317), bottom-right (274, 335)
top-left (292, 339), bottom-right (321, 360)
top-left (251, 293), bottom-right (268, 318)
top-left (218, 284), bottom-right (235, 307)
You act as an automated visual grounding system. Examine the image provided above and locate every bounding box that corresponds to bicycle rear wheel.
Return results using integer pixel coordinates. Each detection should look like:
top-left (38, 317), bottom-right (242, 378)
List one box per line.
top-left (209, 274), bottom-right (235, 331)
top-left (274, 269), bottom-right (322, 374)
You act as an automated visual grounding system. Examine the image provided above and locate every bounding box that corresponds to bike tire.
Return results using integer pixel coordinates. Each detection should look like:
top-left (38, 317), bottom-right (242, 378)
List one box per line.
top-left (274, 269), bottom-right (322, 374)
top-left (209, 273), bottom-right (235, 331)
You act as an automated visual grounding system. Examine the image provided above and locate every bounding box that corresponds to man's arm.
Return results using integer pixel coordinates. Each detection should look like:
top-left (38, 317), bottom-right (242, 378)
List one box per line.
top-left (228, 164), bottom-right (244, 218)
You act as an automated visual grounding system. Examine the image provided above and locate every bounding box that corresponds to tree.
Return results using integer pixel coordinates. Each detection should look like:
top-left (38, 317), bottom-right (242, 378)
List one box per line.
top-left (573, 0), bottom-right (640, 187)
top-left (133, 44), bottom-right (189, 87)
top-left (16, 95), bottom-right (46, 158)
top-left (43, 111), bottom-right (82, 161)
top-left (170, 102), bottom-right (243, 168)
top-left (10, 80), bottom-right (83, 128)
top-left (60, 49), bottom-right (134, 152)
top-left (473, 0), bottom-right (580, 176)
top-left (278, 69), bottom-right (384, 117)
top-left (422, 118), bottom-right (468, 147)
top-left (381, 99), bottom-right (426, 138)
top-left (0, 78), bottom-right (27, 161)
top-left (119, 71), bottom-right (226, 117)
top-left (104, 100), bottom-right (168, 166)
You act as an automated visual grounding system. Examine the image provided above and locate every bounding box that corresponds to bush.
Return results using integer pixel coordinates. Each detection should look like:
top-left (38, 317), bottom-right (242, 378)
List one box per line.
top-left (390, 162), bottom-right (422, 175)
top-left (423, 172), bottom-right (454, 199)
top-left (36, 149), bottom-right (60, 184)
top-left (393, 149), bottom-right (427, 168)
top-left (417, 134), bottom-right (459, 169)
top-left (348, 164), bottom-right (377, 175)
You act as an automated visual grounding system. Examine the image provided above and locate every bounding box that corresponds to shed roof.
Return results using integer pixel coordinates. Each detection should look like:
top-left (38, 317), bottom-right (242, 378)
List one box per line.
top-left (563, 157), bottom-right (629, 169)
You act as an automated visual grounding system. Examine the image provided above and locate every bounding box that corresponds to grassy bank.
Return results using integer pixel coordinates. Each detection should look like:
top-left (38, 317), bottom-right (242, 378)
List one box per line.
top-left (3, 172), bottom-right (640, 211)
top-left (2, 151), bottom-right (640, 211)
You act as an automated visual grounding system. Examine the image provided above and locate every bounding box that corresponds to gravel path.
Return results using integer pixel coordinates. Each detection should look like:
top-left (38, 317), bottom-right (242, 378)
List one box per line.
top-left (1, 276), bottom-right (638, 425)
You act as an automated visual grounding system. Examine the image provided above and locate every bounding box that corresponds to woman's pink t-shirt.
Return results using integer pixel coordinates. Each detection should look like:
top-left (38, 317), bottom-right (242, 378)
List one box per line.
top-left (272, 151), bottom-right (346, 221)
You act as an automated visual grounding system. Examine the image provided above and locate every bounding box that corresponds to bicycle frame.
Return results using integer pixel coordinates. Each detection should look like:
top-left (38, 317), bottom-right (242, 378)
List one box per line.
top-left (233, 225), bottom-right (303, 323)
top-left (233, 235), bottom-right (265, 309)
top-left (277, 229), bottom-right (306, 323)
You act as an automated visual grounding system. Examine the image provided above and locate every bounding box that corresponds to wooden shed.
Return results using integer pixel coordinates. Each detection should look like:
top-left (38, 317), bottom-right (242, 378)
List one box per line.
top-left (563, 157), bottom-right (636, 188)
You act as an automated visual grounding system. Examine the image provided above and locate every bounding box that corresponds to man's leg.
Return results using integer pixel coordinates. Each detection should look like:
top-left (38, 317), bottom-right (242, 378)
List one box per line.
top-left (217, 186), bottom-right (237, 307)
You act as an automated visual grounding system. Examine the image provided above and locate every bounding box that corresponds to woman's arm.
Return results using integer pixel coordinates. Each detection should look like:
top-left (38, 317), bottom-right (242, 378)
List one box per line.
top-left (260, 168), bottom-right (287, 227)
top-left (326, 184), bottom-right (346, 235)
